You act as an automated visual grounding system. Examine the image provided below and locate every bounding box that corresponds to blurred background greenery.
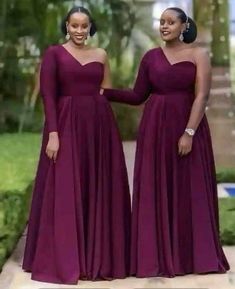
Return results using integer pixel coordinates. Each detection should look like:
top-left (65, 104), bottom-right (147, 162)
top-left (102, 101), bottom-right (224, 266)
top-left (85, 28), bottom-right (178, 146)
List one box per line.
top-left (0, 0), bottom-right (156, 137)
top-left (0, 0), bottom-right (235, 271)
top-left (0, 0), bottom-right (234, 138)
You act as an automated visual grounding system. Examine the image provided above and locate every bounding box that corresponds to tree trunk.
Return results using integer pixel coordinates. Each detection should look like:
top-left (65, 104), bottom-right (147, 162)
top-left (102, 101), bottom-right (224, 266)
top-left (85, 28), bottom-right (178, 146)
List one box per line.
top-left (194, 0), bottom-right (235, 168)
top-left (211, 0), bottom-right (230, 66)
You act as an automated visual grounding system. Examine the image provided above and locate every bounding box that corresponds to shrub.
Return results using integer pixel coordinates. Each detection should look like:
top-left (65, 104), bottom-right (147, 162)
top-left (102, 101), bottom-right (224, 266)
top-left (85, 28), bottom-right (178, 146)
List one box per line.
top-left (216, 168), bottom-right (235, 183)
top-left (219, 198), bottom-right (235, 245)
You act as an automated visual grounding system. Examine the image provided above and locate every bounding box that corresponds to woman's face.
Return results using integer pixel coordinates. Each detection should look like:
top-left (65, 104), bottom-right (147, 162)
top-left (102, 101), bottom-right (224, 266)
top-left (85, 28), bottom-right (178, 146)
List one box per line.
top-left (66, 12), bottom-right (91, 45)
top-left (159, 10), bottom-right (185, 42)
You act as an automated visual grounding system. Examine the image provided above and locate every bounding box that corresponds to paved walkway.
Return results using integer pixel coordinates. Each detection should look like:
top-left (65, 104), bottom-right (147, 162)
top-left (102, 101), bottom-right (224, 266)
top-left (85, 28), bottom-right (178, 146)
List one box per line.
top-left (0, 142), bottom-right (234, 289)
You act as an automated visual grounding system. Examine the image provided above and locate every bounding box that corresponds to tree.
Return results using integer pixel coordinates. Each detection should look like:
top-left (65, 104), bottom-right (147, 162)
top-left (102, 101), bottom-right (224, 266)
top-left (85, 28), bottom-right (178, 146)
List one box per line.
top-left (193, 0), bottom-right (230, 66)
top-left (210, 0), bottom-right (230, 66)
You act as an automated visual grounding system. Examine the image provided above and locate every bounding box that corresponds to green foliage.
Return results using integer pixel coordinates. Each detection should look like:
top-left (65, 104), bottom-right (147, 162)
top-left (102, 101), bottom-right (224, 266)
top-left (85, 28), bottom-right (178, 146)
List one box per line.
top-left (0, 0), bottom-right (141, 137)
top-left (0, 183), bottom-right (33, 270)
top-left (0, 133), bottom-right (40, 191)
top-left (0, 0), bottom-right (68, 133)
top-left (216, 168), bottom-right (235, 183)
top-left (112, 104), bottom-right (141, 140)
top-left (211, 0), bottom-right (230, 66)
top-left (0, 133), bottom-right (40, 271)
top-left (87, 0), bottom-right (136, 65)
top-left (219, 198), bottom-right (235, 245)
top-left (193, 0), bottom-right (230, 66)
top-left (0, 0), bottom-right (159, 138)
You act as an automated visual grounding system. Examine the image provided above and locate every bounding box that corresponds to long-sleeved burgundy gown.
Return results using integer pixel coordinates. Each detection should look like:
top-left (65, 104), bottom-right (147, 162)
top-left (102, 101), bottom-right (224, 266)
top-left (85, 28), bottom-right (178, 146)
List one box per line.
top-left (22, 45), bottom-right (131, 284)
top-left (104, 47), bottom-right (230, 277)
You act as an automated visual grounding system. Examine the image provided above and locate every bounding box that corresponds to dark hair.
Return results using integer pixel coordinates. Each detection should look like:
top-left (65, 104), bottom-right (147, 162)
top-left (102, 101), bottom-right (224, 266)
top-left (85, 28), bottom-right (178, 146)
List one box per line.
top-left (61, 6), bottom-right (97, 37)
top-left (166, 7), bottom-right (197, 43)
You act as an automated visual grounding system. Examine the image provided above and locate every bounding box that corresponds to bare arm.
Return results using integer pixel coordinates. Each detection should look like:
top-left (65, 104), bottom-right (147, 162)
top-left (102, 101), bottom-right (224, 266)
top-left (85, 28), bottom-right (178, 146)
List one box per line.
top-left (186, 48), bottom-right (211, 131)
top-left (100, 52), bottom-right (112, 89)
top-left (178, 48), bottom-right (211, 156)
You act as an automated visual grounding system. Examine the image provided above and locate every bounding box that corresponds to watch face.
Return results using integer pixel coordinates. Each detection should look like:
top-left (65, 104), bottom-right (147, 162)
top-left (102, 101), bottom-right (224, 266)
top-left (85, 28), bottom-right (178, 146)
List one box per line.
top-left (185, 129), bottom-right (195, 136)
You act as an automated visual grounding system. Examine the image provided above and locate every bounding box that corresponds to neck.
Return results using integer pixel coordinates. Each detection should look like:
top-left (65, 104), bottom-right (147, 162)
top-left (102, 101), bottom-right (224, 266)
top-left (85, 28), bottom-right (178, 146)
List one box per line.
top-left (164, 40), bottom-right (184, 49)
top-left (68, 40), bottom-right (87, 50)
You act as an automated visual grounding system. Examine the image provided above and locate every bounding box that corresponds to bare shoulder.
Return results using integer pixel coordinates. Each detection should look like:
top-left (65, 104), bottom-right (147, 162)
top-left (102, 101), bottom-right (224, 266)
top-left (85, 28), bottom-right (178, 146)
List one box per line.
top-left (95, 47), bottom-right (107, 55)
top-left (91, 47), bottom-right (108, 62)
top-left (192, 46), bottom-right (210, 63)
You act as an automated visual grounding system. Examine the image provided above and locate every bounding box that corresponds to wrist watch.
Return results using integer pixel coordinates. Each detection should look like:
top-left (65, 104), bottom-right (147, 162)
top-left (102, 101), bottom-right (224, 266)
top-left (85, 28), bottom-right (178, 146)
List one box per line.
top-left (185, 128), bottom-right (195, 136)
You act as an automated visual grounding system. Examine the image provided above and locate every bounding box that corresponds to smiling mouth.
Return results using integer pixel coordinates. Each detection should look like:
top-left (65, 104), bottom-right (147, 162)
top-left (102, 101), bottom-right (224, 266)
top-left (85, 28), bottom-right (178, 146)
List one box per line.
top-left (75, 35), bottom-right (85, 40)
top-left (161, 31), bottom-right (171, 36)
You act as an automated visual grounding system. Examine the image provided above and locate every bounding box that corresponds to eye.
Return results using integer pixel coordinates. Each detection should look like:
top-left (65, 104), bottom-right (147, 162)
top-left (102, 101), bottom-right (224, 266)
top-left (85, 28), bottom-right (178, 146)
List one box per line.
top-left (160, 19), bottom-right (165, 25)
top-left (71, 24), bottom-right (78, 28)
top-left (82, 24), bottom-right (89, 29)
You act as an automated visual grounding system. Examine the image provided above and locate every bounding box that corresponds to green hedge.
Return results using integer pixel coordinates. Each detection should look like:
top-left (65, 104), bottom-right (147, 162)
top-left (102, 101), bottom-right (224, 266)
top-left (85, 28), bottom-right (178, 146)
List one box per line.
top-left (219, 198), bottom-right (235, 245)
top-left (0, 133), bottom-right (40, 271)
top-left (216, 168), bottom-right (235, 183)
top-left (0, 183), bottom-right (33, 268)
top-left (0, 133), bottom-right (40, 192)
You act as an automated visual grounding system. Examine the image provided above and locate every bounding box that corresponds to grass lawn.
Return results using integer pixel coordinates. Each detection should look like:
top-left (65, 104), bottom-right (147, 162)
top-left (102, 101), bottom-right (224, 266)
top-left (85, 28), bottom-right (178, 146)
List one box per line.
top-left (0, 133), bottom-right (41, 193)
top-left (219, 197), bottom-right (235, 245)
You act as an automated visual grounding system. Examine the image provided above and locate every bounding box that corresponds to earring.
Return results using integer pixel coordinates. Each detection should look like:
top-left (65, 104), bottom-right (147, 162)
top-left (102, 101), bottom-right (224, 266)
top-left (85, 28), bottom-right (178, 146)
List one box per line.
top-left (186, 22), bottom-right (190, 31)
top-left (65, 31), bottom-right (70, 40)
top-left (179, 32), bottom-right (184, 42)
top-left (87, 28), bottom-right (91, 39)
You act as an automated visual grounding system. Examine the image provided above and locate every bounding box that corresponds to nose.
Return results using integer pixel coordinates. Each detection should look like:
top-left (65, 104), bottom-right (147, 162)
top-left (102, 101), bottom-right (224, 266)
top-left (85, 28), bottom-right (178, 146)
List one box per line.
top-left (77, 27), bottom-right (83, 33)
top-left (162, 23), bottom-right (168, 29)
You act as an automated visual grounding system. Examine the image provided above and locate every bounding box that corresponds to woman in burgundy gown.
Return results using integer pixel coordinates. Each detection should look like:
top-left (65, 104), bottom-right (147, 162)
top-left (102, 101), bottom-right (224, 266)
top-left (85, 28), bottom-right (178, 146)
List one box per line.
top-left (22, 6), bottom-right (131, 284)
top-left (103, 7), bottom-right (230, 277)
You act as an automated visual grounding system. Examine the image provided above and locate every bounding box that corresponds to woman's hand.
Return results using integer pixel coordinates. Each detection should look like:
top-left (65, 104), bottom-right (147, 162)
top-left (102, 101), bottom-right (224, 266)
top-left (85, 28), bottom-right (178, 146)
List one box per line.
top-left (178, 133), bottom-right (193, 156)
top-left (46, 132), bottom-right (59, 162)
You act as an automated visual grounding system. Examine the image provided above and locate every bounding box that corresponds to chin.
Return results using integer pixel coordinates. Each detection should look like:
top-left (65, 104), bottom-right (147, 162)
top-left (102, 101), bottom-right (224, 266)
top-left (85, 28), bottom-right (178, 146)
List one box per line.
top-left (74, 39), bottom-right (85, 46)
top-left (164, 37), bottom-right (177, 43)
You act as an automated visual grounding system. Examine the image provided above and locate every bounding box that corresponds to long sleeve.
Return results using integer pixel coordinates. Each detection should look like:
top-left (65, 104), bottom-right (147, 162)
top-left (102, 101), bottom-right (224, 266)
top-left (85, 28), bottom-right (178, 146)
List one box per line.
top-left (40, 46), bottom-right (58, 132)
top-left (103, 53), bottom-right (151, 105)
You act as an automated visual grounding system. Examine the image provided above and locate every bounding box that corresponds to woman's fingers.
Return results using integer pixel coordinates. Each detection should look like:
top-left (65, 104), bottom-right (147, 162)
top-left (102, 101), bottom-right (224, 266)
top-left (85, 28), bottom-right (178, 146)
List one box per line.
top-left (46, 148), bottom-right (57, 161)
top-left (178, 144), bottom-right (191, 156)
top-left (48, 150), bottom-right (53, 160)
top-left (178, 140), bottom-right (182, 155)
top-left (53, 151), bottom-right (58, 163)
top-left (178, 141), bottom-right (185, 155)
top-left (46, 135), bottom-right (59, 162)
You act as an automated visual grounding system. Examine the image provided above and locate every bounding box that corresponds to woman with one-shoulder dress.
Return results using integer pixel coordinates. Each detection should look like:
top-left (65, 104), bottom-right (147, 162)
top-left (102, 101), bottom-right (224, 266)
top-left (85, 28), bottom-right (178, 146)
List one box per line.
top-left (103, 7), bottom-right (230, 277)
top-left (22, 6), bottom-right (131, 284)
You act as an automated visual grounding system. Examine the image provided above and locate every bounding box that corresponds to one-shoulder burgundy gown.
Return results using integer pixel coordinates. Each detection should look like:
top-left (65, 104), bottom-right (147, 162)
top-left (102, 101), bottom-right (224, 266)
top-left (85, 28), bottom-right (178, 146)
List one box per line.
top-left (104, 47), bottom-right (230, 277)
top-left (22, 45), bottom-right (131, 284)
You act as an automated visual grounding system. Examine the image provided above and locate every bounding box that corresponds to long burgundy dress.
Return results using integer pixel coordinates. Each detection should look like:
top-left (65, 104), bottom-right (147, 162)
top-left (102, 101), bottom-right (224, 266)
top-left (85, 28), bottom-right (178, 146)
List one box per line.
top-left (22, 45), bottom-right (131, 284)
top-left (104, 47), bottom-right (230, 277)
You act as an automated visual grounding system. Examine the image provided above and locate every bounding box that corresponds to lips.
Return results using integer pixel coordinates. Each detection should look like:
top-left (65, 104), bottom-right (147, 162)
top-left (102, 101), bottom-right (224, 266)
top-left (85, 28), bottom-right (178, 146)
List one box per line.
top-left (74, 35), bottom-right (85, 40)
top-left (161, 31), bottom-right (170, 36)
